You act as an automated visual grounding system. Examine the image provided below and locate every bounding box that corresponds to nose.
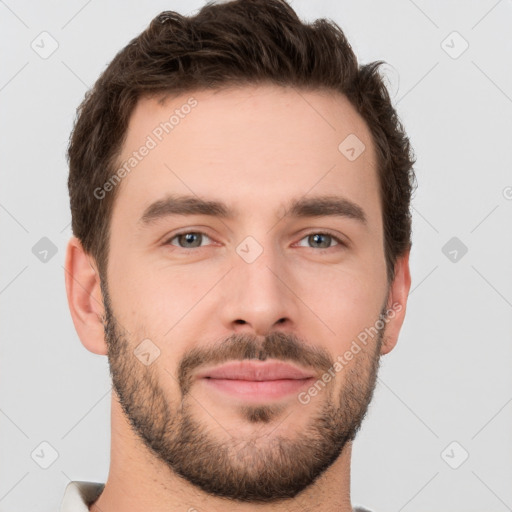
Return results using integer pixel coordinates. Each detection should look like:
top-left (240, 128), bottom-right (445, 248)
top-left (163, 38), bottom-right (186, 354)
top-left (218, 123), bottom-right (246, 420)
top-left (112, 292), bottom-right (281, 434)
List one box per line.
top-left (219, 240), bottom-right (299, 337)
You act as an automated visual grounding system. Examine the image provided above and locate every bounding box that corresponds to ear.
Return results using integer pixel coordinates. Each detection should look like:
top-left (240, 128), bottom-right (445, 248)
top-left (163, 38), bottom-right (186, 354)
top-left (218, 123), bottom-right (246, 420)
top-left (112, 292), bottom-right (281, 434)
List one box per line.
top-left (64, 236), bottom-right (108, 355)
top-left (380, 249), bottom-right (412, 356)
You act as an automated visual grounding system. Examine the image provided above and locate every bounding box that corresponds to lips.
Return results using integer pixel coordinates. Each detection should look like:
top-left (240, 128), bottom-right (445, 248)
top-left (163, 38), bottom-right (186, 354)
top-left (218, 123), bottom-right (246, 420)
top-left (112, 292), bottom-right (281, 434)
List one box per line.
top-left (195, 360), bottom-right (316, 381)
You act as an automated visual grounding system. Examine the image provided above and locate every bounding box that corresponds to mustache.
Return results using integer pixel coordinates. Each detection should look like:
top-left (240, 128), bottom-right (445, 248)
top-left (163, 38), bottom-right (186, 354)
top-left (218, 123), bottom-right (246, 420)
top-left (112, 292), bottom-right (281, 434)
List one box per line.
top-left (177, 331), bottom-right (334, 394)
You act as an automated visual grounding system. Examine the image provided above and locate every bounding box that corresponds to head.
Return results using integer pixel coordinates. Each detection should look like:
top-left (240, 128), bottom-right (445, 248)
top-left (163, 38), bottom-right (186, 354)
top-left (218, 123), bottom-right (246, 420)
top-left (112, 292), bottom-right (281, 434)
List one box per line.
top-left (65, 0), bottom-right (415, 504)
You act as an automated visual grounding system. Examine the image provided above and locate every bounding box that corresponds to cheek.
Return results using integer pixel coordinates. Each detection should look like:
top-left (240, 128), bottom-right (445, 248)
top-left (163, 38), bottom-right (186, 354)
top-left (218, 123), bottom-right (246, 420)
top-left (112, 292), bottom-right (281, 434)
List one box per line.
top-left (292, 264), bottom-right (386, 344)
top-left (109, 253), bottom-right (216, 336)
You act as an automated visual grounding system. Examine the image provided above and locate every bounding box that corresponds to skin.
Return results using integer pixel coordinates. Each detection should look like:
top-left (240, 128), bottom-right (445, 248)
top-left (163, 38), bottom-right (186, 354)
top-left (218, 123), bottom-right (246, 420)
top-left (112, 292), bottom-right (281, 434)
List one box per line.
top-left (65, 84), bottom-right (411, 512)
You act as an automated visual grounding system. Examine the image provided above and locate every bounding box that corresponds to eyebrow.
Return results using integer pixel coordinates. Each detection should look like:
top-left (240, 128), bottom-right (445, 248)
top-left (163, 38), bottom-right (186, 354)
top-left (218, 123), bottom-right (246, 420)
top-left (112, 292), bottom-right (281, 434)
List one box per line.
top-left (138, 193), bottom-right (368, 227)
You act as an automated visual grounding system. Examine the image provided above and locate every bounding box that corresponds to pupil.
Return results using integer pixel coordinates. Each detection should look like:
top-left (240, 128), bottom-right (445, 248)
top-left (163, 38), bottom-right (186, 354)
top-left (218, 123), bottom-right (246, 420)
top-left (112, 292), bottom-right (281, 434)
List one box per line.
top-left (182, 233), bottom-right (200, 247)
top-left (311, 234), bottom-right (329, 248)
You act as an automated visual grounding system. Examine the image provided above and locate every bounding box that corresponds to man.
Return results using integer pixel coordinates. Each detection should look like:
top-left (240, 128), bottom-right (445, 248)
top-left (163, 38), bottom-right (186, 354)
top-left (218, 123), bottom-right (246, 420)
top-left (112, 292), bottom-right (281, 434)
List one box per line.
top-left (63, 0), bottom-right (415, 510)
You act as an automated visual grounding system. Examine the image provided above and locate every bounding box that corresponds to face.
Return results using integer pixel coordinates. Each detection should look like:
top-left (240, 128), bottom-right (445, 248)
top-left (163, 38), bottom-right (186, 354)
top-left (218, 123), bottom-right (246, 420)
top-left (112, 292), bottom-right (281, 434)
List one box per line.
top-left (101, 85), bottom-right (396, 502)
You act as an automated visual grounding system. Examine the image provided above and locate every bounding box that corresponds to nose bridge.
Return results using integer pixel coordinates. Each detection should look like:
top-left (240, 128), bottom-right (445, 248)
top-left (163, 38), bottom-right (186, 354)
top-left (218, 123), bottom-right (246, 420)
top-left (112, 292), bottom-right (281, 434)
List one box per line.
top-left (222, 232), bottom-right (295, 335)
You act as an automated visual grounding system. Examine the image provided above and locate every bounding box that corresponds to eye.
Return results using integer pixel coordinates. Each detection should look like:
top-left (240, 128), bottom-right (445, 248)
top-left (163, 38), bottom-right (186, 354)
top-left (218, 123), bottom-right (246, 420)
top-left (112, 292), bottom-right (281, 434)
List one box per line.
top-left (163, 230), bottom-right (346, 252)
top-left (296, 232), bottom-right (345, 250)
top-left (165, 231), bottom-right (213, 249)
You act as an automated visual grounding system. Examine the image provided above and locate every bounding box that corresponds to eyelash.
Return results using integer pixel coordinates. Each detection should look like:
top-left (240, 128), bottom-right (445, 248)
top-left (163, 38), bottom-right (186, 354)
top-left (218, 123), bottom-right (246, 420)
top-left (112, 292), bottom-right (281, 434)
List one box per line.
top-left (163, 230), bottom-right (347, 252)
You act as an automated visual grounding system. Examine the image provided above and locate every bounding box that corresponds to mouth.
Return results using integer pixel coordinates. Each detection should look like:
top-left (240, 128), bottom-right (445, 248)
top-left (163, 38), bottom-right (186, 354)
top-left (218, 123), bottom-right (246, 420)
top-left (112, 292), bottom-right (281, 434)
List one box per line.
top-left (195, 360), bottom-right (316, 401)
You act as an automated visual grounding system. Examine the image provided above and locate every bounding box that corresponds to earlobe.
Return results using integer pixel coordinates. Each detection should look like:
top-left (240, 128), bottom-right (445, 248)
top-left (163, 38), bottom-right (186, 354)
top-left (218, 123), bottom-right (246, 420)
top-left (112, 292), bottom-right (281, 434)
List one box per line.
top-left (380, 249), bottom-right (412, 356)
top-left (64, 236), bottom-right (108, 355)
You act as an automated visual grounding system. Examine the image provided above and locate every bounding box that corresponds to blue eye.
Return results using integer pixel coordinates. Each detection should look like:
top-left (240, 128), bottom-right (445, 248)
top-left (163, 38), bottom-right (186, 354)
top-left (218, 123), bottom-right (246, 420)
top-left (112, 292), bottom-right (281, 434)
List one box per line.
top-left (297, 232), bottom-right (344, 250)
top-left (164, 231), bottom-right (345, 251)
top-left (166, 232), bottom-right (213, 249)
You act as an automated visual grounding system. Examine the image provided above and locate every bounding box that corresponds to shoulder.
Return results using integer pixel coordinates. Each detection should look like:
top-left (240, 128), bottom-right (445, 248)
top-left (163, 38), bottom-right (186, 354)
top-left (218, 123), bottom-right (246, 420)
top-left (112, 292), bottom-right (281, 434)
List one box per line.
top-left (59, 481), bottom-right (105, 511)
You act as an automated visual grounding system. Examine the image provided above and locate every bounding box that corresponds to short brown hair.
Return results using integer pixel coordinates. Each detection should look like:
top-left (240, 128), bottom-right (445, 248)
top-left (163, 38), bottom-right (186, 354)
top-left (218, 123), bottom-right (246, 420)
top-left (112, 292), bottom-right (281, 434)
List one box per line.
top-left (67, 0), bottom-right (416, 284)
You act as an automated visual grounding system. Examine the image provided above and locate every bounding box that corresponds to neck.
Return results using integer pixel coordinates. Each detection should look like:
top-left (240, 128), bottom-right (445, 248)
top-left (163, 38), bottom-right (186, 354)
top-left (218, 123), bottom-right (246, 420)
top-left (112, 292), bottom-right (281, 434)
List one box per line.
top-left (90, 397), bottom-right (354, 512)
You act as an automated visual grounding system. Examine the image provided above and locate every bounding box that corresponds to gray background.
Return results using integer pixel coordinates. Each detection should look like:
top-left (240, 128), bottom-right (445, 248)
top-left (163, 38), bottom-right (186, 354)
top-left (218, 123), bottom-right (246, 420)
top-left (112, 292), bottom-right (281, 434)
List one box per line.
top-left (1, 1), bottom-right (511, 511)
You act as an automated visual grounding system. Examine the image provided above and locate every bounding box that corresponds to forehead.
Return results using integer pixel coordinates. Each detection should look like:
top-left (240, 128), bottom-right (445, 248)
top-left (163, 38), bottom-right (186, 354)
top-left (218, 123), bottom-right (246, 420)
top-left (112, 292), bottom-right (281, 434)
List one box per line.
top-left (110, 85), bottom-right (380, 229)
